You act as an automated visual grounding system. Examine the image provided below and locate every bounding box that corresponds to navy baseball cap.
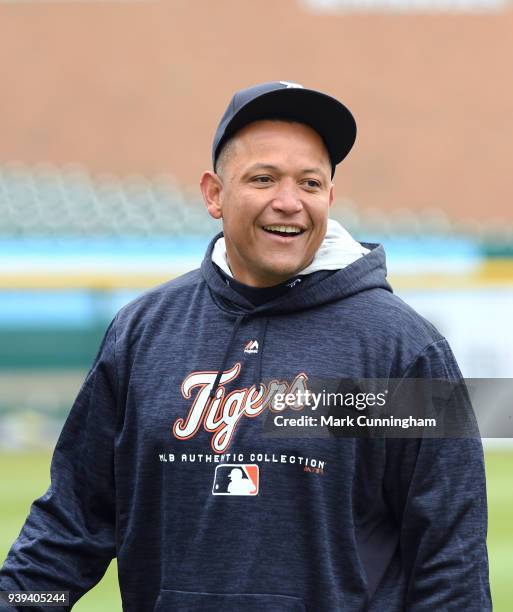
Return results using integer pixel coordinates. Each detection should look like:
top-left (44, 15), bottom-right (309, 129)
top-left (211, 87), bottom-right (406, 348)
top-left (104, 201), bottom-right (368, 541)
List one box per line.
top-left (212, 80), bottom-right (357, 178)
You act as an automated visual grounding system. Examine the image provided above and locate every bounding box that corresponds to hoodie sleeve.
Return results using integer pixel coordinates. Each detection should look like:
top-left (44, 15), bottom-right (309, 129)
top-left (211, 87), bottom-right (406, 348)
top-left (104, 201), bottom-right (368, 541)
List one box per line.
top-left (0, 317), bottom-right (119, 610)
top-left (384, 339), bottom-right (491, 611)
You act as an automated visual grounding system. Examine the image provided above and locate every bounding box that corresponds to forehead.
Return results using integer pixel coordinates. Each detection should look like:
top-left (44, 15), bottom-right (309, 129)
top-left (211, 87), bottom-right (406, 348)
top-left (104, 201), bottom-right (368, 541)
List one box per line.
top-left (229, 120), bottom-right (331, 170)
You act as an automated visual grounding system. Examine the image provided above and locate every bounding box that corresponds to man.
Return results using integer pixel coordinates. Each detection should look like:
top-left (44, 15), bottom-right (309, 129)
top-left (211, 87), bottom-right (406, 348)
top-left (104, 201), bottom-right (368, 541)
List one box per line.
top-left (0, 81), bottom-right (491, 611)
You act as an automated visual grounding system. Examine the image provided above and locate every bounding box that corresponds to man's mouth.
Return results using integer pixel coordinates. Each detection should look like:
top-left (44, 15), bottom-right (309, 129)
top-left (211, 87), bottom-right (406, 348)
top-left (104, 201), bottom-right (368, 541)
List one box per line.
top-left (262, 225), bottom-right (305, 237)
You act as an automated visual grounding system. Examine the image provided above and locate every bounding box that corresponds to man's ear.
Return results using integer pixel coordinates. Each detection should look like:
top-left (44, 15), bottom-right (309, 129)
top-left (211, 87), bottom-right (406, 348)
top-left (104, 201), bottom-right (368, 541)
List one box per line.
top-left (329, 183), bottom-right (334, 208)
top-left (200, 171), bottom-right (223, 220)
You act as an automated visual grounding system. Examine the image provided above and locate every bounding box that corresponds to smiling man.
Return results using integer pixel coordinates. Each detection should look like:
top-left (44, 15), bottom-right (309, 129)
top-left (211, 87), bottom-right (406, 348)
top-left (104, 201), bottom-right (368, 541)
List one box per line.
top-left (201, 119), bottom-right (334, 287)
top-left (0, 82), bottom-right (491, 611)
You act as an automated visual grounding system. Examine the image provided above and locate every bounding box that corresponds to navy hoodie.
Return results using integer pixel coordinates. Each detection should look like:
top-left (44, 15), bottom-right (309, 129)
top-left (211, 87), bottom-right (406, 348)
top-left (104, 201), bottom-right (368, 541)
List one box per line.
top-left (0, 236), bottom-right (491, 611)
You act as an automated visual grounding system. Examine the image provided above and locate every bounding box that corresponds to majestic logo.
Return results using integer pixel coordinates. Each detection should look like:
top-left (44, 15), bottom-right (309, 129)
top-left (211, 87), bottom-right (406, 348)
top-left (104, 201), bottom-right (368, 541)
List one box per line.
top-left (212, 464), bottom-right (259, 496)
top-left (279, 81), bottom-right (304, 89)
top-left (244, 340), bottom-right (259, 354)
top-left (173, 363), bottom-right (308, 453)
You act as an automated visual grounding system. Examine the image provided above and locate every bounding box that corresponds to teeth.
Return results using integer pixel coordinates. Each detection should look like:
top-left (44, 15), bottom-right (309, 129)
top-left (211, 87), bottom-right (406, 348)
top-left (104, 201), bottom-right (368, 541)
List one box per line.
top-left (263, 225), bottom-right (302, 234)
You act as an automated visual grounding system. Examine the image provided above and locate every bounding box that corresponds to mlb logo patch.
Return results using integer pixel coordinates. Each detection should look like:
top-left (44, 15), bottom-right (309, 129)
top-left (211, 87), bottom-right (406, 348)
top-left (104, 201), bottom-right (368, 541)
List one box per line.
top-left (212, 464), bottom-right (259, 496)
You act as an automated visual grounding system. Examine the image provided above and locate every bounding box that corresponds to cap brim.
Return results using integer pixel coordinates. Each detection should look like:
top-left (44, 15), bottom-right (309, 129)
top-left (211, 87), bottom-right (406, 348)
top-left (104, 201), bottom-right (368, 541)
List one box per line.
top-left (217, 87), bottom-right (357, 174)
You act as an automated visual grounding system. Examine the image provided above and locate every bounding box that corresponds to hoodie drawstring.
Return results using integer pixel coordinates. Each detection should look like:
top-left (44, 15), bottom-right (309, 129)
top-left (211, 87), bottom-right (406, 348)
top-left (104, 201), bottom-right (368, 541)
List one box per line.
top-left (209, 314), bottom-right (246, 400)
top-left (256, 317), bottom-right (268, 388)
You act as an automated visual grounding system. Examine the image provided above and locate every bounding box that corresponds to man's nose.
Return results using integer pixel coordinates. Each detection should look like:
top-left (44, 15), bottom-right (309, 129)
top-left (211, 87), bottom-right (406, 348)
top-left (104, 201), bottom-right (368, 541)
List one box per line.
top-left (270, 179), bottom-right (303, 214)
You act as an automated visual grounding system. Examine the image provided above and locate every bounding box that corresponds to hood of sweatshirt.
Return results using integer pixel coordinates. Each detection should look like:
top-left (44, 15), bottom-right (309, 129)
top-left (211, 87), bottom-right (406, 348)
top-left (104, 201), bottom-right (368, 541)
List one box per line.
top-left (202, 221), bottom-right (393, 397)
top-left (202, 219), bottom-right (392, 317)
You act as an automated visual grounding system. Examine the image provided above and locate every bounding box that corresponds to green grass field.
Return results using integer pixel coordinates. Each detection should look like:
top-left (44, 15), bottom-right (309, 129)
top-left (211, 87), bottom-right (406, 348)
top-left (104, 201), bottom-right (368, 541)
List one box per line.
top-left (1, 450), bottom-right (512, 610)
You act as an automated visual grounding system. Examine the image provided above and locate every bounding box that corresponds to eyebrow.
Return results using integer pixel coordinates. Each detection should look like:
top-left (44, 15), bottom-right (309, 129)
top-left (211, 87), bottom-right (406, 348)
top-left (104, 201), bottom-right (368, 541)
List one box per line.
top-left (243, 163), bottom-right (327, 176)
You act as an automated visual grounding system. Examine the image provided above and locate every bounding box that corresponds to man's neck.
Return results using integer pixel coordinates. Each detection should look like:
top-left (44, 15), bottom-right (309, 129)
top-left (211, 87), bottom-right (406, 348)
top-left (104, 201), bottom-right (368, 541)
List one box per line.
top-left (215, 265), bottom-right (301, 307)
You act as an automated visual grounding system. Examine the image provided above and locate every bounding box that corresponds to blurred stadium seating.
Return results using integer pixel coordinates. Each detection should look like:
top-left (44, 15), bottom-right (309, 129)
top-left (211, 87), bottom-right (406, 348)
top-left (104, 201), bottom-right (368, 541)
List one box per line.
top-left (0, 163), bottom-right (218, 237)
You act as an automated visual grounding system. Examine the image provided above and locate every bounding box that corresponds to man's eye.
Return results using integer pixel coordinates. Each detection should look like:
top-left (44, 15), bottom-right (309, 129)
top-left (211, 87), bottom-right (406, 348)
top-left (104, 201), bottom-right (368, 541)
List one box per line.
top-left (253, 176), bottom-right (272, 184)
top-left (304, 179), bottom-right (321, 189)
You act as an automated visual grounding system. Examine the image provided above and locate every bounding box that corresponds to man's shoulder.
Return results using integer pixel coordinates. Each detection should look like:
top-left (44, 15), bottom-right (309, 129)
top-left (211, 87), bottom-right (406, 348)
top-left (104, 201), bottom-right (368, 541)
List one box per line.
top-left (344, 286), bottom-right (444, 349)
top-left (334, 287), bottom-right (456, 376)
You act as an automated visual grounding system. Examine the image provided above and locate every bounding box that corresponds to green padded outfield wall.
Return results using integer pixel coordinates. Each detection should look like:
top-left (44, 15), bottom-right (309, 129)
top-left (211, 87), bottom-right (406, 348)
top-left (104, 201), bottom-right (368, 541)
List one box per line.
top-left (0, 325), bottom-right (110, 369)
